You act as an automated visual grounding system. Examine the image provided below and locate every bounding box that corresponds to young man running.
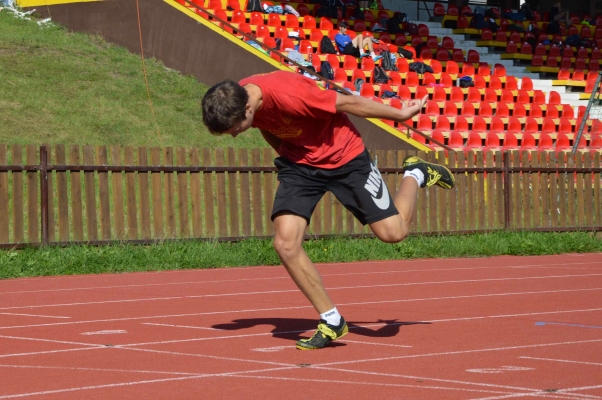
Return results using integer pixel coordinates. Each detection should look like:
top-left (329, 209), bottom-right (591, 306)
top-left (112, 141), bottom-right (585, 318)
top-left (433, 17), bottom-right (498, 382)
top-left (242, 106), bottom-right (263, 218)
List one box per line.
top-left (202, 71), bottom-right (454, 350)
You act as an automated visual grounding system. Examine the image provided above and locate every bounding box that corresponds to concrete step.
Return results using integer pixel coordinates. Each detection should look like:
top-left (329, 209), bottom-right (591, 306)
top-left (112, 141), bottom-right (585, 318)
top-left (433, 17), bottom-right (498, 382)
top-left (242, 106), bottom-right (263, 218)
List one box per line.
top-left (421, 21), bottom-right (443, 29)
top-left (428, 27), bottom-right (455, 36)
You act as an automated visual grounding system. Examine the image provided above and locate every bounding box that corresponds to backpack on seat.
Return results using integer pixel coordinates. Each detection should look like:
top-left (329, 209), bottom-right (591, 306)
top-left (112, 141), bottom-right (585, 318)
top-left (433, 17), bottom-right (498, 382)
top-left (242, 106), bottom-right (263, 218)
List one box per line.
top-left (320, 36), bottom-right (338, 54)
top-left (380, 50), bottom-right (398, 71)
top-left (373, 65), bottom-right (391, 83)
top-left (319, 60), bottom-right (335, 80)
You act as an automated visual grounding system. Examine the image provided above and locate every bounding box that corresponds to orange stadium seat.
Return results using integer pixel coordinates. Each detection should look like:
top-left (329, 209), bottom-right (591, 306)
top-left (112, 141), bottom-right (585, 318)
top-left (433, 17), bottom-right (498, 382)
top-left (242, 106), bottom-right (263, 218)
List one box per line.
top-left (455, 115), bottom-right (469, 132)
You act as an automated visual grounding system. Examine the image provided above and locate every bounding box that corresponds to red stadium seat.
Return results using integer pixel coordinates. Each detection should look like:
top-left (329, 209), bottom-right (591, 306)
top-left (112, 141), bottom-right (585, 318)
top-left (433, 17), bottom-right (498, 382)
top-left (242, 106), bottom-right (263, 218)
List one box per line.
top-left (496, 101), bottom-right (509, 118)
top-left (433, 2), bottom-right (445, 16)
top-left (489, 76), bottom-right (502, 90)
top-left (449, 130), bottom-right (465, 149)
top-left (484, 131), bottom-right (502, 151)
top-left (520, 77), bottom-right (533, 91)
top-left (478, 101), bottom-right (493, 117)
top-left (450, 86), bottom-right (464, 102)
top-left (541, 118), bottom-right (556, 134)
top-left (443, 100), bottom-right (458, 116)
top-left (433, 86), bottom-right (447, 101)
top-left (513, 103), bottom-right (527, 118)
top-left (530, 104), bottom-right (543, 118)
top-left (546, 105), bottom-right (560, 119)
top-left (417, 114), bottom-right (433, 131)
top-left (490, 116), bottom-right (504, 133)
top-left (537, 132), bottom-right (554, 151)
top-left (447, 3), bottom-right (459, 16)
top-left (507, 117), bottom-right (522, 133)
top-left (467, 50), bottom-right (480, 63)
top-left (524, 117), bottom-right (538, 134)
top-left (472, 116), bottom-right (487, 132)
top-left (503, 132), bottom-right (519, 150)
top-left (455, 115), bottom-right (469, 132)
top-left (521, 132), bottom-right (537, 150)
top-left (461, 101), bottom-right (476, 116)
top-left (435, 115), bottom-right (451, 131)
top-left (425, 100), bottom-right (440, 116)
top-left (466, 131), bottom-right (484, 151)
top-left (466, 87), bottom-right (481, 102)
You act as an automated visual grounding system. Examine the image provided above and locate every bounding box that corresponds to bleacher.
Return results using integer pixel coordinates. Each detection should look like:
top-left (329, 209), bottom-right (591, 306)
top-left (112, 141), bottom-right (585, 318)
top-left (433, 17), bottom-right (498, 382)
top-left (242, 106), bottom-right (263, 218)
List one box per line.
top-left (174, 0), bottom-right (602, 153)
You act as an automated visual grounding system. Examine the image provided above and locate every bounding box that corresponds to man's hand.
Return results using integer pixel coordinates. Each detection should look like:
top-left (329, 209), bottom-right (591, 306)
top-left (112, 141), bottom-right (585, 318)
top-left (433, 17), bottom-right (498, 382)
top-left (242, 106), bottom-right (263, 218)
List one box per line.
top-left (402, 95), bottom-right (429, 110)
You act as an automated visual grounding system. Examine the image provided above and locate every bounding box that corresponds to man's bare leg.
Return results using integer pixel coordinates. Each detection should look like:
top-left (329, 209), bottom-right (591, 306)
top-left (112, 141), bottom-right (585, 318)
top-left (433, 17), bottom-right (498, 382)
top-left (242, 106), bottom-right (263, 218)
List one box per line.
top-left (369, 177), bottom-right (418, 243)
top-left (272, 213), bottom-right (334, 314)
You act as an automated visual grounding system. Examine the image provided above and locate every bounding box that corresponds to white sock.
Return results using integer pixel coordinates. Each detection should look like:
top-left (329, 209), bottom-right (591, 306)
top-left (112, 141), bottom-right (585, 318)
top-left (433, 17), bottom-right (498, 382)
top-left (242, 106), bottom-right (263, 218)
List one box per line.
top-left (404, 169), bottom-right (425, 187)
top-left (371, 52), bottom-right (376, 57)
top-left (320, 307), bottom-right (341, 326)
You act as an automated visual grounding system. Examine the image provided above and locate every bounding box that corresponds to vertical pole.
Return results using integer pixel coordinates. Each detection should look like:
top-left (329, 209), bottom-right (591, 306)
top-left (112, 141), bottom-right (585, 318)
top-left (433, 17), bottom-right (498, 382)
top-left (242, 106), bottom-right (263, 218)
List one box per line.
top-left (40, 145), bottom-right (49, 245)
top-left (573, 71), bottom-right (602, 156)
top-left (503, 150), bottom-right (511, 230)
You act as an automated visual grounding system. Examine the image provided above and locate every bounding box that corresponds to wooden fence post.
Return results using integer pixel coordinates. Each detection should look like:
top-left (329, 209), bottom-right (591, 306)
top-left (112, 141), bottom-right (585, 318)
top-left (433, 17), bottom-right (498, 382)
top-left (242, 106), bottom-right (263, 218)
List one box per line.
top-left (40, 146), bottom-right (49, 245)
top-left (503, 150), bottom-right (511, 230)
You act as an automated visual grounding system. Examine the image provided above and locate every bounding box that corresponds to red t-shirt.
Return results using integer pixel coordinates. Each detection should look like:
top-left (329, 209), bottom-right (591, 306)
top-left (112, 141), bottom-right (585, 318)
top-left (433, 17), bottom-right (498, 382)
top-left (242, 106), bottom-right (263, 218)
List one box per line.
top-left (239, 71), bottom-right (365, 169)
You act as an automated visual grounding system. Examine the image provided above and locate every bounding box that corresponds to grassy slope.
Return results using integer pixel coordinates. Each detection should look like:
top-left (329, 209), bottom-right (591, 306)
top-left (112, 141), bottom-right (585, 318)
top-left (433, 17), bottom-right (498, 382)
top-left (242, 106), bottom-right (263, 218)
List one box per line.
top-left (0, 11), bottom-right (264, 148)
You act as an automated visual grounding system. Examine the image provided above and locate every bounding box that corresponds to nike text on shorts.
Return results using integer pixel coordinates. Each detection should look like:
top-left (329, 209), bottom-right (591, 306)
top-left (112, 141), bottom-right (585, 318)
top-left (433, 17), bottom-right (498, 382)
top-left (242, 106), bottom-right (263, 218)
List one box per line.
top-left (271, 149), bottom-right (399, 225)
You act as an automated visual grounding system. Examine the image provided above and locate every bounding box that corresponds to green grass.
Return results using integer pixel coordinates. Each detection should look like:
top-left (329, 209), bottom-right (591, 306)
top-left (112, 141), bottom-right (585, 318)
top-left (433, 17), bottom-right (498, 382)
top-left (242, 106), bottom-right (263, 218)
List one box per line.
top-left (0, 11), bottom-right (264, 148)
top-left (1, 231), bottom-right (600, 279)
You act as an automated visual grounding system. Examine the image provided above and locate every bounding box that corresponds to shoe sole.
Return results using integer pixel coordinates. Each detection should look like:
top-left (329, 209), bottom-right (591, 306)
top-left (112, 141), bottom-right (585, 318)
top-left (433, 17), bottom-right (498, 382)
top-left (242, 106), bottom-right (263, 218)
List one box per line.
top-left (295, 325), bottom-right (349, 350)
top-left (403, 157), bottom-right (455, 189)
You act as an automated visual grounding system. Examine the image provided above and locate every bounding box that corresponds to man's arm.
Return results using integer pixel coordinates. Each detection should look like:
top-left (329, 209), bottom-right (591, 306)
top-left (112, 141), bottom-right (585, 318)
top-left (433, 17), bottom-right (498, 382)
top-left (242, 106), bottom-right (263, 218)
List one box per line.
top-left (260, 129), bottom-right (282, 154)
top-left (335, 92), bottom-right (428, 123)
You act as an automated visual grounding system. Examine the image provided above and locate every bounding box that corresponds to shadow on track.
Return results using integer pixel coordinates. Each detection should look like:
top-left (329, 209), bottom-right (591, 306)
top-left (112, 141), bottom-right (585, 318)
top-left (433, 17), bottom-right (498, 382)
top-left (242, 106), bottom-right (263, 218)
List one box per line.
top-left (212, 318), bottom-right (430, 342)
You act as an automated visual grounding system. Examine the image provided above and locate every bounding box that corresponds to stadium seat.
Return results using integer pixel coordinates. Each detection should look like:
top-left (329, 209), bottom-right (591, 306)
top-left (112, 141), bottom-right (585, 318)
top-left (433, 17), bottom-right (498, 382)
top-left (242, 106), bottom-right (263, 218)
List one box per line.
top-left (555, 132), bottom-right (571, 153)
top-left (521, 132), bottom-right (537, 150)
top-left (465, 131), bottom-right (484, 151)
top-left (484, 131), bottom-right (502, 151)
top-left (461, 101), bottom-right (476, 116)
top-left (538, 132), bottom-right (554, 150)
top-left (416, 86), bottom-right (429, 101)
top-left (541, 118), bottom-right (556, 134)
top-left (440, 72), bottom-right (453, 87)
top-left (449, 86), bottom-right (464, 102)
top-left (417, 114), bottom-right (433, 131)
top-left (425, 100), bottom-right (440, 116)
top-left (505, 41), bottom-right (518, 54)
top-left (489, 76), bottom-right (502, 90)
top-left (561, 104), bottom-right (574, 119)
top-left (319, 17), bottom-right (334, 30)
top-left (273, 26), bottom-right (289, 39)
top-left (436, 48), bottom-right (450, 61)
top-left (520, 77), bottom-right (533, 91)
top-left (500, 89), bottom-right (514, 103)
top-left (516, 90), bottom-right (531, 104)
top-left (433, 87), bottom-right (447, 102)
top-left (503, 132), bottom-right (519, 150)
top-left (507, 117), bottom-right (522, 133)
top-left (351, 69), bottom-right (367, 85)
top-left (429, 130), bottom-right (446, 150)
top-left (478, 64), bottom-right (491, 77)
top-left (472, 116), bottom-right (487, 132)
top-left (545, 56), bottom-right (558, 68)
top-left (396, 58), bottom-right (409, 73)
top-left (557, 68), bottom-right (571, 80)
top-left (343, 55), bottom-right (358, 69)
top-left (405, 71), bottom-right (419, 87)
top-left (411, 131), bottom-right (427, 144)
top-left (513, 103), bottom-right (527, 118)
top-left (462, 62), bottom-right (475, 75)
top-left (481, 28), bottom-right (493, 41)
top-left (455, 115), bottom-right (469, 132)
top-left (443, 101), bottom-right (458, 116)
top-left (532, 90), bottom-right (545, 105)
top-left (267, 13), bottom-right (282, 27)
top-left (231, 10), bottom-right (246, 24)
top-left (447, 3), bottom-right (459, 16)
top-left (297, 4), bottom-right (310, 16)
top-left (496, 101), bottom-right (510, 118)
top-left (422, 72), bottom-right (437, 86)
top-left (445, 60), bottom-right (459, 75)
top-left (435, 115), bottom-right (451, 131)
top-left (388, 71), bottom-right (402, 85)
top-left (474, 75), bottom-right (487, 89)
top-left (531, 55), bottom-right (544, 67)
top-left (530, 104), bottom-right (543, 118)
top-left (360, 83), bottom-right (375, 98)
top-left (467, 87), bottom-right (481, 102)
top-left (467, 50), bottom-right (480, 63)
top-left (558, 119), bottom-right (573, 134)
top-left (478, 101), bottom-right (493, 117)
top-left (361, 57), bottom-right (375, 71)
top-left (449, 130), bottom-right (465, 149)
top-left (398, 85), bottom-right (412, 100)
top-left (524, 117), bottom-right (538, 134)
top-left (546, 105), bottom-right (560, 119)
top-left (490, 116), bottom-right (504, 133)
top-left (441, 36), bottom-right (455, 49)
top-left (333, 68), bottom-right (348, 82)
top-left (452, 49), bottom-right (465, 63)
top-left (433, 2), bottom-right (445, 17)
top-left (484, 88), bottom-right (498, 102)
top-left (255, 25), bottom-right (271, 39)
top-left (394, 35), bottom-right (408, 46)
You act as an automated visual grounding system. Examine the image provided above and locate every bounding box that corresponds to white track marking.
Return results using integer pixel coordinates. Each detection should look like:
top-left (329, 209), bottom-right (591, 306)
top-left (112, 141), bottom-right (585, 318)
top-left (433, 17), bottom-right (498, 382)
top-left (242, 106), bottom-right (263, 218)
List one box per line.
top-left (3, 261), bottom-right (600, 295)
top-left (231, 374), bottom-right (540, 397)
top-left (317, 339), bottom-right (602, 367)
top-left (313, 366), bottom-right (597, 399)
top-left (0, 366), bottom-right (294, 399)
top-left (2, 289), bottom-right (600, 332)
top-left (251, 346), bottom-right (288, 352)
top-left (0, 364), bottom-right (200, 376)
top-left (519, 356), bottom-right (602, 367)
top-left (335, 339), bottom-right (412, 348)
top-left (470, 393), bottom-right (589, 400)
top-left (2, 273), bottom-right (601, 311)
top-left (557, 385), bottom-right (602, 393)
top-left (80, 330), bottom-right (127, 335)
top-left (0, 347), bottom-right (100, 359)
top-left (0, 335), bottom-right (105, 348)
top-left (119, 346), bottom-right (296, 367)
top-left (0, 313), bottom-right (70, 319)
top-left (141, 322), bottom-right (226, 331)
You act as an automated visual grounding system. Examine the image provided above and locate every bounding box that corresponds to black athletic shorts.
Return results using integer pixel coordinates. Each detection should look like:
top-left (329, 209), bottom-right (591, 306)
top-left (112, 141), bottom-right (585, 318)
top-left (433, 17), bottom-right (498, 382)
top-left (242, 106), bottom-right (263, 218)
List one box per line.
top-left (271, 149), bottom-right (399, 225)
top-left (342, 42), bottom-right (361, 57)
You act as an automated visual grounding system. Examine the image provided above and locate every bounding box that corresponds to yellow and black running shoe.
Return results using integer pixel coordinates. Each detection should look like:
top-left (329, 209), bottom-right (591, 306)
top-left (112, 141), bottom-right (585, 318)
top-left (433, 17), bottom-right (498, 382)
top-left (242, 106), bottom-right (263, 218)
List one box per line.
top-left (402, 156), bottom-right (455, 189)
top-left (296, 318), bottom-right (348, 350)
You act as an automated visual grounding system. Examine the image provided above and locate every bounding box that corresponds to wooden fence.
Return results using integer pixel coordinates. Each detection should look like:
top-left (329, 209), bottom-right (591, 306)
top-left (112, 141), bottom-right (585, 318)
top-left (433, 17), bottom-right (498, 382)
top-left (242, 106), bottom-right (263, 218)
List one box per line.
top-left (0, 144), bottom-right (600, 248)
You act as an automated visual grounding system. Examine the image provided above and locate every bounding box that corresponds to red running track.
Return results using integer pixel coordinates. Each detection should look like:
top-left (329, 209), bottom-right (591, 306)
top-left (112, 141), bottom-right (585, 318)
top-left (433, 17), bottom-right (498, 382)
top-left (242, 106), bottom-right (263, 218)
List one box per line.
top-left (1, 253), bottom-right (602, 399)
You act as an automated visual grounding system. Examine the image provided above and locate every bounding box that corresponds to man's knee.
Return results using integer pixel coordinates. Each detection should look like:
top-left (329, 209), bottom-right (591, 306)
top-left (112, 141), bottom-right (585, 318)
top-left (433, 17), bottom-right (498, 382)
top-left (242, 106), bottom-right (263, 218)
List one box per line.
top-left (273, 231), bottom-right (304, 260)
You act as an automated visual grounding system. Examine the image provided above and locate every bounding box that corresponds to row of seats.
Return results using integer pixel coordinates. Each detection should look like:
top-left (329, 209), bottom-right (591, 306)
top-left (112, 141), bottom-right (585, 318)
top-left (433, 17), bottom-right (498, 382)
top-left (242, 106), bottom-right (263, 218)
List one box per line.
top-left (419, 130), bottom-right (602, 153)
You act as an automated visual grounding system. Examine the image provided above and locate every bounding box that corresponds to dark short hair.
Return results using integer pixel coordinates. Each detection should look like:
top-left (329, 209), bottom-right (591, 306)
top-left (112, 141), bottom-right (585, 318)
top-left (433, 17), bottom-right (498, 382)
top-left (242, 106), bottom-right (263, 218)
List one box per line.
top-left (338, 21), bottom-right (349, 29)
top-left (202, 80), bottom-right (249, 134)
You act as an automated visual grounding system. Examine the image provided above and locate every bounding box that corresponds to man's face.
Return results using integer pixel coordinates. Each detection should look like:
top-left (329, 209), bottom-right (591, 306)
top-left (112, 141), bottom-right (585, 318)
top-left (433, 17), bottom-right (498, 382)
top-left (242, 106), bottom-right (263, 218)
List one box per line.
top-left (223, 103), bottom-right (254, 137)
top-left (339, 26), bottom-right (347, 34)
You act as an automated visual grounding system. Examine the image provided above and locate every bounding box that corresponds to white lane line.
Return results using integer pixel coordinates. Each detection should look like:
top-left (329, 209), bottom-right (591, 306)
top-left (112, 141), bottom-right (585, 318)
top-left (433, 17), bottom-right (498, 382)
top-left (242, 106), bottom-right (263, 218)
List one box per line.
top-left (232, 374), bottom-right (533, 397)
top-left (0, 335), bottom-right (105, 348)
top-left (0, 366), bottom-right (295, 399)
top-left (2, 273), bottom-right (601, 311)
top-left (469, 392), bottom-right (588, 400)
top-left (316, 339), bottom-right (602, 367)
top-left (121, 307), bottom-right (602, 347)
top-left (0, 347), bottom-right (100, 359)
top-left (341, 340), bottom-right (412, 348)
top-left (141, 323), bottom-right (222, 331)
top-left (0, 313), bottom-right (70, 319)
top-left (0, 364), bottom-right (199, 376)
top-left (312, 366), bottom-right (596, 400)
top-left (519, 356), bottom-right (602, 367)
top-left (2, 288), bottom-right (601, 332)
top-left (119, 346), bottom-right (295, 368)
top-left (3, 261), bottom-right (599, 295)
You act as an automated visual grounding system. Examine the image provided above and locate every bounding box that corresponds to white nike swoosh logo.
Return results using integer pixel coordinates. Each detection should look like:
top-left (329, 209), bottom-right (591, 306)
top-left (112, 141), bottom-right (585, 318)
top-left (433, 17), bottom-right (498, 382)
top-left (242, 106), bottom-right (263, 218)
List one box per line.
top-left (372, 184), bottom-right (390, 210)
